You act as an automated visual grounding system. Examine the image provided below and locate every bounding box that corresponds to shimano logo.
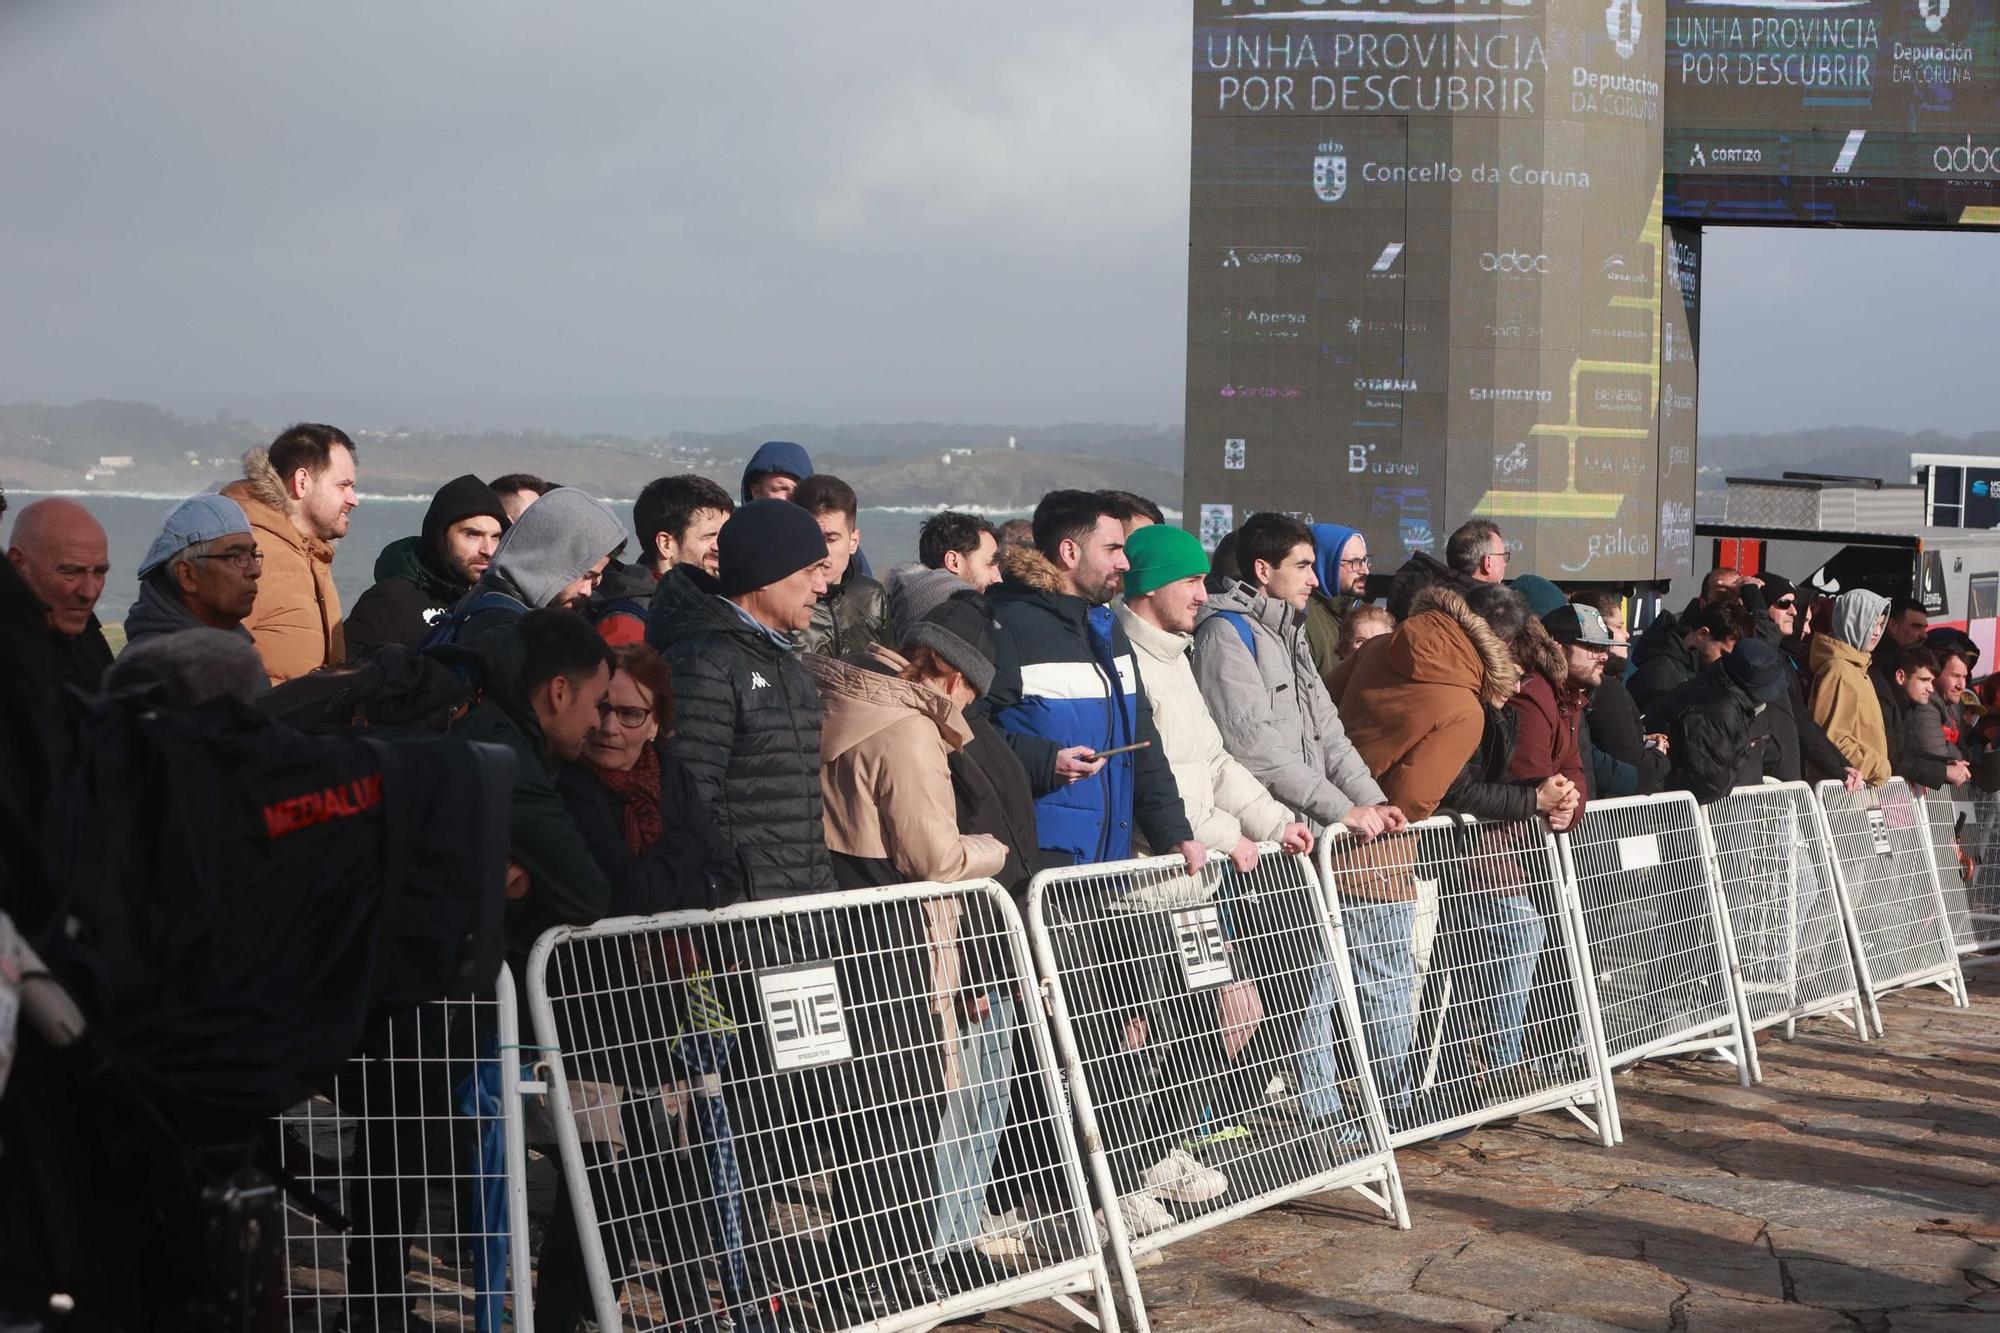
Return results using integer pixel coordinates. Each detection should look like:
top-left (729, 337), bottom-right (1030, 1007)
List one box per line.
top-left (1469, 386), bottom-right (1553, 403)
top-left (1481, 249), bottom-right (1550, 275)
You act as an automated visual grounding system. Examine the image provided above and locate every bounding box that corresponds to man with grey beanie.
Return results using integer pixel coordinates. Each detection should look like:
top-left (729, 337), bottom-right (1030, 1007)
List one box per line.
top-left (424, 486), bottom-right (626, 648)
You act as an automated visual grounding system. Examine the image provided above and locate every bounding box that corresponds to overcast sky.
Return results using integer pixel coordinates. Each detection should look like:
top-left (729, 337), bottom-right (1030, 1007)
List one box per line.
top-left (1, 1), bottom-right (1992, 436)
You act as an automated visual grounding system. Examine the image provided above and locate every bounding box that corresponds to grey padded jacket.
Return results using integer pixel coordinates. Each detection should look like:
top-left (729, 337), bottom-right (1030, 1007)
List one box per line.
top-left (1191, 580), bottom-right (1388, 826)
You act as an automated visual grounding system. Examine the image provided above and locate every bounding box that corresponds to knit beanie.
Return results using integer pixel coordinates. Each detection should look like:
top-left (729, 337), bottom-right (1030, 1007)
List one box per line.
top-left (1723, 638), bottom-right (1790, 703)
top-left (904, 594), bottom-right (997, 697)
top-left (1510, 573), bottom-right (1568, 618)
top-left (421, 475), bottom-right (509, 562)
top-left (716, 498), bottom-right (829, 597)
top-left (1124, 523), bottom-right (1210, 599)
top-left (886, 563), bottom-right (970, 643)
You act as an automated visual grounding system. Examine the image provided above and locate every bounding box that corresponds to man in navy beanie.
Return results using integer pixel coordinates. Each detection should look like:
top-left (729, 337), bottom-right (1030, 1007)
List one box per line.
top-left (654, 498), bottom-right (836, 899)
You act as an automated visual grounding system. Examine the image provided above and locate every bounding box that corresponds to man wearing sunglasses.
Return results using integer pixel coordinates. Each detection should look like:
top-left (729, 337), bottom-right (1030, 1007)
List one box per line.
top-left (1748, 573), bottom-right (1865, 791)
top-left (126, 494), bottom-right (265, 648)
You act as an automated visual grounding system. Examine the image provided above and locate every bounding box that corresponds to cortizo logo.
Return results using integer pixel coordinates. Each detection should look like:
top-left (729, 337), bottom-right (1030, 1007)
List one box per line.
top-left (1933, 135), bottom-right (2000, 174)
top-left (1481, 249), bottom-right (1550, 274)
top-left (1224, 247), bottom-right (1303, 267)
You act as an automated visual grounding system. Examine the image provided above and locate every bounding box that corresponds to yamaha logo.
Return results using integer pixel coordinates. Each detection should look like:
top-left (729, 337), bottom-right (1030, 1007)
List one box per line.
top-left (1604, 0), bottom-right (1641, 58)
top-left (1920, 0), bottom-right (1948, 34)
top-left (1313, 141), bottom-right (1348, 203)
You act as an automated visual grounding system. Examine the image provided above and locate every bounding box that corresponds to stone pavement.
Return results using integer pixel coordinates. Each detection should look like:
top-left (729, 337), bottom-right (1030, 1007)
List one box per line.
top-left (992, 967), bottom-right (2000, 1333)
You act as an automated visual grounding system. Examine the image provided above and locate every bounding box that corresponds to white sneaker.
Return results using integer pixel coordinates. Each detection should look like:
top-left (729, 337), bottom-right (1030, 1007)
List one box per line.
top-left (1141, 1147), bottom-right (1230, 1204)
top-left (972, 1207), bottom-right (1031, 1261)
top-left (1096, 1190), bottom-right (1175, 1240)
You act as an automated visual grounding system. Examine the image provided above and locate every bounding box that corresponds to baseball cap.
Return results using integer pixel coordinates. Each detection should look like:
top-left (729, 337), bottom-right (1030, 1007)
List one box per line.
top-left (1542, 603), bottom-right (1615, 649)
top-left (138, 494), bottom-right (253, 578)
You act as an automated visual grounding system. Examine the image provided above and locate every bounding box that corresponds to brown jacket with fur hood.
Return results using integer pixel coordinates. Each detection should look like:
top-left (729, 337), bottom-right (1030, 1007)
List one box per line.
top-left (220, 448), bottom-right (344, 682)
top-left (807, 654), bottom-right (1008, 886)
top-left (1505, 619), bottom-right (1587, 815)
top-left (1336, 586), bottom-right (1519, 822)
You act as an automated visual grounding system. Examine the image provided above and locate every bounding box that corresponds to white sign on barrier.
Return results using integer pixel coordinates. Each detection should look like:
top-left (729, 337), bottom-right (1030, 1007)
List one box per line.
top-left (1172, 904), bottom-right (1232, 989)
top-left (1617, 834), bottom-right (1662, 872)
top-left (757, 964), bottom-right (852, 1071)
top-left (1817, 779), bottom-right (1968, 1015)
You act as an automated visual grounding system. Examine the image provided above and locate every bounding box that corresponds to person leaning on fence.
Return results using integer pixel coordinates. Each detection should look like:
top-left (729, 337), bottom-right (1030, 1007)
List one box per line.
top-left (1565, 591), bottom-right (1666, 798)
top-left (808, 596), bottom-right (1028, 1299)
top-left (1743, 574), bottom-right (1863, 790)
top-left (1627, 594), bottom-right (1754, 712)
top-left (1808, 588), bottom-right (1892, 786)
top-left (1506, 615), bottom-right (1588, 828)
top-left (543, 643), bottom-right (756, 1331)
top-left (654, 498), bottom-right (836, 899)
top-left (978, 489), bottom-right (1200, 871)
top-left (1642, 639), bottom-right (1788, 804)
top-left (1193, 511), bottom-right (1405, 839)
top-left (1884, 645), bottom-right (1972, 792)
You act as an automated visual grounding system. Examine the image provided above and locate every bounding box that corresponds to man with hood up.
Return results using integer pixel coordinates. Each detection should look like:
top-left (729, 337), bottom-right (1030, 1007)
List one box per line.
top-left (1303, 522), bottom-right (1368, 686)
top-left (424, 487), bottom-right (627, 648)
top-left (1808, 588), bottom-right (1892, 785)
top-left (342, 475), bottom-right (509, 657)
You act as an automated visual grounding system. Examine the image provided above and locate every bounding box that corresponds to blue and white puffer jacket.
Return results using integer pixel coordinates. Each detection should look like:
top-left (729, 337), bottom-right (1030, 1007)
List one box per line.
top-left (978, 545), bottom-right (1192, 866)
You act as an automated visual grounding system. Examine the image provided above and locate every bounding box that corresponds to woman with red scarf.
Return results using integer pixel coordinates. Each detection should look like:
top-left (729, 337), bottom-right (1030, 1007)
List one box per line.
top-left (558, 642), bottom-right (742, 915)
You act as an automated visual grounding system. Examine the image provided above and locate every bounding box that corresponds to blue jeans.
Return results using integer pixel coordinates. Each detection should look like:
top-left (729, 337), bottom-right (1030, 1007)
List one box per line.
top-left (1341, 898), bottom-right (1418, 1111)
top-left (930, 989), bottom-right (1018, 1258)
top-left (1459, 893), bottom-right (1546, 1069)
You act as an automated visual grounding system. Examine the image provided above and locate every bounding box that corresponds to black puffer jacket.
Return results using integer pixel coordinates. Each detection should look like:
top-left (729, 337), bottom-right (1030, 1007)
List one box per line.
top-left (951, 714), bottom-right (1044, 900)
top-left (1644, 663), bottom-right (1781, 804)
top-left (643, 562), bottom-right (722, 651)
top-left (799, 567), bottom-right (892, 662)
top-left (1438, 705), bottom-right (1540, 824)
top-left (1752, 613), bottom-right (1848, 781)
top-left (655, 589), bottom-right (834, 899)
top-left (1627, 610), bottom-right (1695, 711)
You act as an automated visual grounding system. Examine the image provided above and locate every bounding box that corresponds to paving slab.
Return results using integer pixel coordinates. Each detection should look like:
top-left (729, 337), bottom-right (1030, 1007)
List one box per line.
top-left (994, 968), bottom-right (2000, 1332)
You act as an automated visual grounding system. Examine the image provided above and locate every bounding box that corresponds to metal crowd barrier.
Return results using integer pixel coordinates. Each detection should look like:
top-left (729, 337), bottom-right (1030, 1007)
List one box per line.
top-left (1920, 784), bottom-right (2000, 961)
top-left (1817, 779), bottom-right (1968, 1018)
top-left (1026, 845), bottom-right (1404, 1333)
top-left (526, 881), bottom-right (1114, 1333)
top-left (1559, 793), bottom-right (1759, 1095)
top-left (1316, 817), bottom-right (1617, 1150)
top-left (1703, 783), bottom-right (1871, 1042)
top-left (275, 964), bottom-right (536, 1332)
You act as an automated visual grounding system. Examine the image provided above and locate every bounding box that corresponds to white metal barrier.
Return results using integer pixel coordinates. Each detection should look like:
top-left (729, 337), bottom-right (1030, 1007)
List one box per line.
top-left (1920, 784), bottom-right (2000, 961)
top-left (1817, 779), bottom-right (1968, 1017)
top-left (526, 881), bottom-right (1114, 1333)
top-left (1703, 783), bottom-right (1871, 1041)
top-left (1027, 846), bottom-right (1405, 1333)
top-left (1316, 817), bottom-right (1617, 1150)
top-left (1560, 793), bottom-right (1759, 1097)
top-left (275, 964), bottom-right (535, 1332)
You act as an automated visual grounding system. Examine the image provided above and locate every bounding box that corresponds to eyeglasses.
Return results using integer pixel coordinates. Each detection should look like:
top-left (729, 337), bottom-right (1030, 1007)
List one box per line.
top-left (596, 700), bottom-right (653, 729)
top-left (193, 548), bottom-right (264, 571)
top-left (1771, 598), bottom-right (1797, 611)
top-left (1339, 555), bottom-right (1371, 570)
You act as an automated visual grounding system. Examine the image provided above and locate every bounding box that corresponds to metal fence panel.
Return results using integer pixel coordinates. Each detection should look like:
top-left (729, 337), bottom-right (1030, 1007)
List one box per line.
top-left (1316, 817), bottom-right (1617, 1150)
top-left (1818, 779), bottom-right (1968, 1011)
top-left (1704, 783), bottom-right (1870, 1040)
top-left (276, 964), bottom-right (535, 1332)
top-left (527, 881), bottom-right (1114, 1333)
top-left (1920, 784), bottom-right (2000, 959)
top-left (1027, 846), bottom-right (1404, 1329)
top-left (1560, 793), bottom-right (1757, 1082)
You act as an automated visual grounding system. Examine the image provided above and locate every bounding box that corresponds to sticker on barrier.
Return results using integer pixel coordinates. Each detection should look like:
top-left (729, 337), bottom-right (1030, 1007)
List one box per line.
top-left (1818, 779), bottom-right (1968, 1012)
top-left (1560, 793), bottom-right (1757, 1086)
top-left (1316, 817), bottom-right (1618, 1151)
top-left (1027, 846), bottom-right (1405, 1333)
top-left (526, 881), bottom-right (1114, 1333)
top-left (1920, 784), bottom-right (2000, 960)
top-left (275, 964), bottom-right (535, 1332)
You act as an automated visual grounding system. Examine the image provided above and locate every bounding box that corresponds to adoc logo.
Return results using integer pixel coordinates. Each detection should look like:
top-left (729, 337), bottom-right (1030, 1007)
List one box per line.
top-left (1481, 250), bottom-right (1551, 275)
top-left (1933, 135), bottom-right (1999, 175)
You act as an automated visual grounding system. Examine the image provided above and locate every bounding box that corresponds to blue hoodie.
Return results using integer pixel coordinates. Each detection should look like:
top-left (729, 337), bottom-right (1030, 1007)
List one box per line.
top-left (740, 440), bottom-right (815, 501)
top-left (1311, 523), bottom-right (1363, 599)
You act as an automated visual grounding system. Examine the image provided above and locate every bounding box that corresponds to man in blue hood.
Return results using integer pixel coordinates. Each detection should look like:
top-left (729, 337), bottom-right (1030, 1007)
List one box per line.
top-left (741, 440), bottom-right (874, 578)
top-left (1303, 522), bottom-right (1367, 685)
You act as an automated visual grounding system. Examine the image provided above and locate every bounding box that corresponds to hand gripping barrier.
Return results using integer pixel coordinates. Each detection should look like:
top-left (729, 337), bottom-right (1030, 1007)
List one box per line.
top-left (1315, 817), bottom-right (1618, 1150)
top-left (1704, 783), bottom-right (1871, 1042)
top-left (1816, 779), bottom-right (1969, 1020)
top-left (1559, 793), bottom-right (1759, 1104)
top-left (275, 964), bottom-right (536, 1332)
top-left (1919, 784), bottom-right (2000, 961)
top-left (525, 882), bottom-right (1115, 1333)
top-left (1026, 846), bottom-right (1405, 1333)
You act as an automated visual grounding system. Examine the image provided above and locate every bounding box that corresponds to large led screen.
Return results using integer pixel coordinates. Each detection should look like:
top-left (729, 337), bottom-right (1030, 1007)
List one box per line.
top-left (1185, 0), bottom-right (1678, 581)
top-left (1664, 0), bottom-right (2000, 225)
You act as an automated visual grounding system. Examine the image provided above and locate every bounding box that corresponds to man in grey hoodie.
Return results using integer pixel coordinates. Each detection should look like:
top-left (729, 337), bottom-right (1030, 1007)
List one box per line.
top-left (426, 486), bottom-right (627, 648)
top-left (1193, 512), bottom-right (1405, 838)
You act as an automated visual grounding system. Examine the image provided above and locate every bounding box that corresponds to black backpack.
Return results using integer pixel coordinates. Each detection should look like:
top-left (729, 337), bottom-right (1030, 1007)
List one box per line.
top-left (258, 642), bottom-right (478, 732)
